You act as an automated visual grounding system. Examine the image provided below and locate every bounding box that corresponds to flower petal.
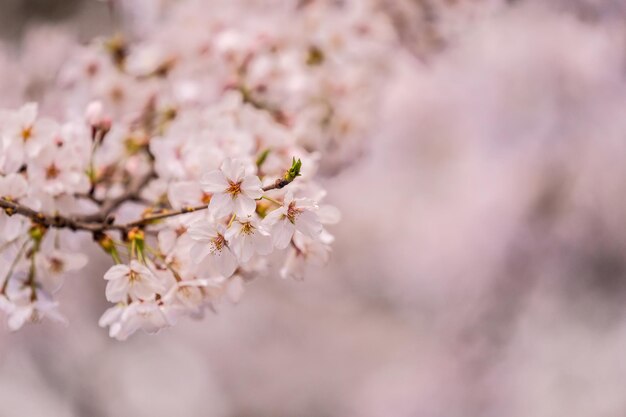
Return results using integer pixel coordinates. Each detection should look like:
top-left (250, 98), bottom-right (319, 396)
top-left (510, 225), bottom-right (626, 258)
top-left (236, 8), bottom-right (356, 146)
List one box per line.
top-left (233, 195), bottom-right (256, 217)
top-left (190, 242), bottom-right (212, 263)
top-left (272, 219), bottom-right (295, 249)
top-left (104, 264), bottom-right (130, 281)
top-left (211, 247), bottom-right (238, 277)
top-left (201, 170), bottom-right (229, 193)
top-left (209, 192), bottom-right (233, 217)
top-left (295, 210), bottom-right (322, 238)
top-left (106, 277), bottom-right (130, 302)
top-left (241, 175), bottom-right (262, 199)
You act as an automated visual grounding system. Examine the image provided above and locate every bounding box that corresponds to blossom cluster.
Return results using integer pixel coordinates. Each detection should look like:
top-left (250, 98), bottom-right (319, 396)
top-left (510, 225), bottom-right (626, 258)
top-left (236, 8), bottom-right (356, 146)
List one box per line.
top-left (0, 0), bottom-right (393, 339)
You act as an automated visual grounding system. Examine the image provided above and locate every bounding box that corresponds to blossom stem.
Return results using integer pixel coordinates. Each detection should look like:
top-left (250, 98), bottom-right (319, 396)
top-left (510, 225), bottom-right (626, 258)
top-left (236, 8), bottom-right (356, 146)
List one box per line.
top-left (0, 240), bottom-right (28, 295)
top-left (227, 214), bottom-right (236, 227)
top-left (26, 238), bottom-right (42, 302)
top-left (261, 195), bottom-right (282, 205)
top-left (110, 250), bottom-right (122, 264)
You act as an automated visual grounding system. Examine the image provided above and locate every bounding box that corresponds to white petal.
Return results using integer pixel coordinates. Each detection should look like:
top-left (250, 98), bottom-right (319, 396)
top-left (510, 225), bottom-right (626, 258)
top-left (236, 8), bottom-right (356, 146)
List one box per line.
top-left (273, 220), bottom-right (295, 249)
top-left (158, 229), bottom-right (177, 254)
top-left (201, 170), bottom-right (229, 193)
top-left (280, 249), bottom-right (305, 281)
top-left (106, 278), bottom-right (129, 302)
top-left (8, 306), bottom-right (32, 331)
top-left (99, 305), bottom-right (123, 327)
top-left (187, 223), bottom-right (215, 242)
top-left (211, 247), bottom-right (238, 277)
top-left (221, 158), bottom-right (245, 182)
top-left (253, 232), bottom-right (273, 256)
top-left (263, 207), bottom-right (286, 226)
top-left (104, 264), bottom-right (130, 281)
top-left (130, 260), bottom-right (153, 277)
top-left (190, 242), bottom-right (212, 263)
top-left (295, 210), bottom-right (322, 238)
top-left (168, 181), bottom-right (203, 209)
top-left (233, 195), bottom-right (257, 217)
top-left (20, 103), bottom-right (38, 125)
top-left (241, 175), bottom-right (263, 199)
top-left (130, 280), bottom-right (158, 300)
top-left (209, 192), bottom-right (233, 217)
top-left (238, 236), bottom-right (255, 263)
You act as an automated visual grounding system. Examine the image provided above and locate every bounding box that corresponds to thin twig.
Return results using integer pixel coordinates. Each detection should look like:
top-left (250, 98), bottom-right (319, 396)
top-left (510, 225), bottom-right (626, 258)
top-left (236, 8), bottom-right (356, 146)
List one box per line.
top-left (80, 169), bottom-right (156, 223)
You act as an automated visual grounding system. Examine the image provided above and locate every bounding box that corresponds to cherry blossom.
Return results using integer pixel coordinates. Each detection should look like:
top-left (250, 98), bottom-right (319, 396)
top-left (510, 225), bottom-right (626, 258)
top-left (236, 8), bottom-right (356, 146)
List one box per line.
top-left (103, 261), bottom-right (165, 303)
top-left (263, 191), bottom-right (323, 249)
top-left (99, 300), bottom-right (171, 341)
top-left (0, 284), bottom-right (67, 331)
top-left (226, 215), bottom-right (273, 263)
top-left (35, 249), bottom-right (88, 292)
top-left (188, 222), bottom-right (239, 277)
top-left (201, 158), bottom-right (263, 218)
top-left (1, 103), bottom-right (57, 163)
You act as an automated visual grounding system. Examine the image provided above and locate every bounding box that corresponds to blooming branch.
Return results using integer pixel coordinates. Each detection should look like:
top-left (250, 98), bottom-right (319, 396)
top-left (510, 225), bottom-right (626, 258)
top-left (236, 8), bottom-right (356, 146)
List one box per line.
top-left (0, 158), bottom-right (301, 234)
top-left (0, 0), bottom-right (388, 338)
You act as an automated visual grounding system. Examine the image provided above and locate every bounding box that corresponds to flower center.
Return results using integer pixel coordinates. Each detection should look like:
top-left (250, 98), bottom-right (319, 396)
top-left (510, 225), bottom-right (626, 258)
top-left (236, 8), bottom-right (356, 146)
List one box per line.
top-left (226, 181), bottom-right (242, 198)
top-left (286, 201), bottom-right (302, 224)
top-left (175, 225), bottom-right (188, 237)
top-left (240, 222), bottom-right (254, 235)
top-left (45, 164), bottom-right (60, 180)
top-left (22, 126), bottom-right (33, 142)
top-left (211, 233), bottom-right (226, 252)
top-left (49, 257), bottom-right (65, 274)
top-left (128, 270), bottom-right (139, 283)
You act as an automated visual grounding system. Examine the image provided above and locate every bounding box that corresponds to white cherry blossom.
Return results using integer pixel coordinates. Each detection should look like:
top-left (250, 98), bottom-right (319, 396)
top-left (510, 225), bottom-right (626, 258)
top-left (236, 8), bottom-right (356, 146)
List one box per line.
top-left (1, 103), bottom-right (58, 162)
top-left (103, 260), bottom-right (165, 303)
top-left (263, 191), bottom-right (323, 249)
top-left (188, 222), bottom-right (238, 277)
top-left (225, 215), bottom-right (273, 263)
top-left (201, 158), bottom-right (263, 218)
top-left (35, 249), bottom-right (88, 292)
top-left (99, 300), bottom-right (171, 341)
top-left (0, 287), bottom-right (67, 331)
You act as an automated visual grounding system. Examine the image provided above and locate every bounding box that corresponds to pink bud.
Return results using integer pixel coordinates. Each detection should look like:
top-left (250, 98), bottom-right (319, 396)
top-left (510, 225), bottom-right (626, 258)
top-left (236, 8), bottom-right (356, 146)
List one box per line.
top-left (85, 101), bottom-right (104, 127)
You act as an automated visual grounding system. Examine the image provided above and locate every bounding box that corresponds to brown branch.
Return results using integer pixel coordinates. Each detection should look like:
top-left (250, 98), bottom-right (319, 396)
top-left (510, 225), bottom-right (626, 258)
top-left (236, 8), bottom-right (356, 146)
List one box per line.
top-left (0, 175), bottom-right (296, 235)
top-left (0, 198), bottom-right (107, 232)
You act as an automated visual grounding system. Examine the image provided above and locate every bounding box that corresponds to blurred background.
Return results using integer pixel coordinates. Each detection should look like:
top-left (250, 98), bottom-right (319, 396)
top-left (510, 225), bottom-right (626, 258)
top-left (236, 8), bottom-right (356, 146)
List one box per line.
top-left (2, 0), bottom-right (626, 416)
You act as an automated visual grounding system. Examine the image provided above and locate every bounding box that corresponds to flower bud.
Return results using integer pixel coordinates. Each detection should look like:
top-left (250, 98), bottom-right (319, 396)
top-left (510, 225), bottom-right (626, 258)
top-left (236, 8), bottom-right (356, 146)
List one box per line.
top-left (29, 223), bottom-right (47, 242)
top-left (96, 233), bottom-right (116, 254)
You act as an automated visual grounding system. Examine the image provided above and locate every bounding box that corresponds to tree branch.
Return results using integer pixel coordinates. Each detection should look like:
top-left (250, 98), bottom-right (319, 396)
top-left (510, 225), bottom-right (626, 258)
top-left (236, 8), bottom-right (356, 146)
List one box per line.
top-left (0, 175), bottom-right (296, 235)
top-left (0, 198), bottom-right (106, 232)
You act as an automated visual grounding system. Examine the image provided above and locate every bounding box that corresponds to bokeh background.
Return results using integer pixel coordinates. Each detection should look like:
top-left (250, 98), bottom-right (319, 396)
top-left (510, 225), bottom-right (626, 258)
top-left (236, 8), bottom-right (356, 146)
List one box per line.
top-left (2, 1), bottom-right (626, 416)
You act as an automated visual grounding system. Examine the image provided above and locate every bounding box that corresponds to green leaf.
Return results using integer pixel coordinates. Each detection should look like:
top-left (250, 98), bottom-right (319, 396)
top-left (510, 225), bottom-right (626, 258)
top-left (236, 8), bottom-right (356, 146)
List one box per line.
top-left (256, 149), bottom-right (271, 168)
top-left (284, 157), bottom-right (302, 181)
